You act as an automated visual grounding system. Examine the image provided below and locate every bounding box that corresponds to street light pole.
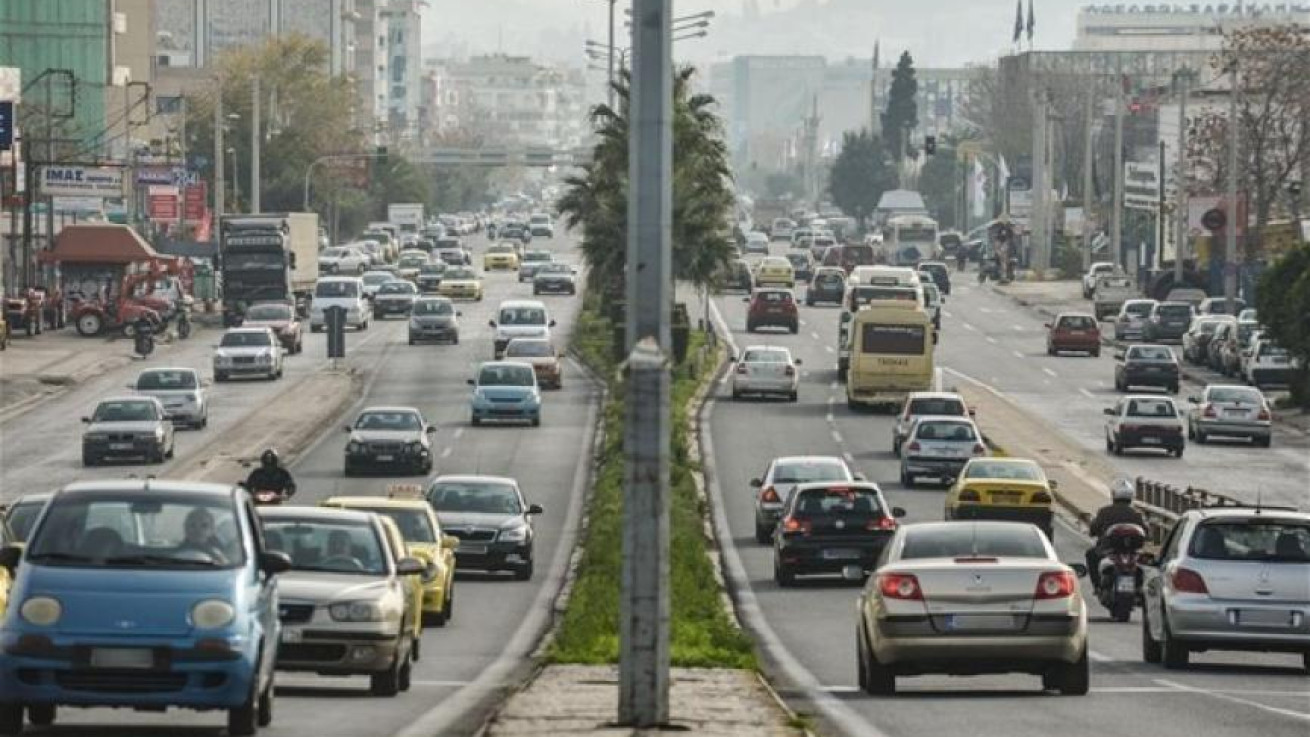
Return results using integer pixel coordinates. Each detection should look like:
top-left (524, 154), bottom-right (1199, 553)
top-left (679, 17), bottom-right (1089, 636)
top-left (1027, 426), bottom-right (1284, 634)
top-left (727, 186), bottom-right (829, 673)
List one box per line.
top-left (1225, 61), bottom-right (1240, 313)
top-left (607, 0), bottom-right (616, 109)
top-left (251, 76), bottom-right (261, 213)
top-left (619, 0), bottom-right (671, 727)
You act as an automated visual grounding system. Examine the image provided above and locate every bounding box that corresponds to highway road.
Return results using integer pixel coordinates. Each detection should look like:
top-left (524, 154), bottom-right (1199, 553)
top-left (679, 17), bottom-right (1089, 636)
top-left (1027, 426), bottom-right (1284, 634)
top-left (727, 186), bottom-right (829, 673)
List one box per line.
top-left (705, 248), bottom-right (1310, 737)
top-left (1, 231), bottom-right (598, 737)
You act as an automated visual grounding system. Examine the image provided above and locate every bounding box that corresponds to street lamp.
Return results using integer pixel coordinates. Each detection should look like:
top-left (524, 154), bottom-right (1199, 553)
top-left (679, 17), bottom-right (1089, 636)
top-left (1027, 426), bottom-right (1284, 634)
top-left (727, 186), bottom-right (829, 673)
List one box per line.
top-left (586, 0), bottom-right (620, 109)
top-left (226, 146), bottom-right (240, 210)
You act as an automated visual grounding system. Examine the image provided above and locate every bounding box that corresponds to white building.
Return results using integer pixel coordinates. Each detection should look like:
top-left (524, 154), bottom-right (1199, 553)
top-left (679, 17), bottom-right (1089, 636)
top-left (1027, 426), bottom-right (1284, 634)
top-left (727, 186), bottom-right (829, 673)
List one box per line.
top-left (431, 55), bottom-right (587, 150)
top-left (1074, 3), bottom-right (1310, 52)
top-left (382, 0), bottom-right (423, 141)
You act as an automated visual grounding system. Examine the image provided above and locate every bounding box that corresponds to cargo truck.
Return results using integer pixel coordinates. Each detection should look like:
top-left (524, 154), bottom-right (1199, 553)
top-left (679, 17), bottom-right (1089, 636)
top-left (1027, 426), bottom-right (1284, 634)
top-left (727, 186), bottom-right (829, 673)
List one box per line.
top-left (219, 213), bottom-right (320, 326)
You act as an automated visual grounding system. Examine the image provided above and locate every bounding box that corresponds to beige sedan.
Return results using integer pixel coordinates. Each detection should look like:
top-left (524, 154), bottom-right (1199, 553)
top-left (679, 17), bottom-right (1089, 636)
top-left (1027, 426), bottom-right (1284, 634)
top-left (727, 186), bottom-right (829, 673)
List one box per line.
top-left (503, 338), bottom-right (563, 389)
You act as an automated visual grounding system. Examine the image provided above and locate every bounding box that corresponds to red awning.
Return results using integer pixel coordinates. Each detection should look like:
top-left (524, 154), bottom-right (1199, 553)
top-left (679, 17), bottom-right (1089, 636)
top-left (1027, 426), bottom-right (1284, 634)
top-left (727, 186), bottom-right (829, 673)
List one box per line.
top-left (40, 225), bottom-right (160, 265)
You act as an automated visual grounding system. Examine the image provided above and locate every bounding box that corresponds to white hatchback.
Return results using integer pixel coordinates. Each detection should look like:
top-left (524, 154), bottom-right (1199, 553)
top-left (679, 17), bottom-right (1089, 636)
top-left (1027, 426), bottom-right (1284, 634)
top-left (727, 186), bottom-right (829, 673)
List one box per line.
top-left (310, 276), bottom-right (368, 331)
top-left (731, 345), bottom-right (801, 402)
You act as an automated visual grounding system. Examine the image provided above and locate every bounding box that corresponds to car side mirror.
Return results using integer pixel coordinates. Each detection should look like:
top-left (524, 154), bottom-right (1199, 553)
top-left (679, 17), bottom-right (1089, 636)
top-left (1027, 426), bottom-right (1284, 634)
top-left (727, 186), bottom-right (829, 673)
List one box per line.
top-left (1043, 323), bottom-right (1051, 328)
top-left (527, 503), bottom-right (544, 515)
top-left (456, 311), bottom-right (463, 317)
top-left (1048, 479), bottom-right (1060, 491)
top-left (442, 535), bottom-right (460, 550)
top-left (488, 320), bottom-right (497, 328)
top-left (1114, 352), bottom-right (1125, 361)
top-left (81, 416), bottom-right (92, 423)
top-left (0, 544), bottom-right (22, 572)
top-left (549, 319), bottom-right (557, 328)
top-left (258, 551), bottom-right (293, 576)
top-left (1103, 408), bottom-right (1116, 416)
top-left (1188, 396), bottom-right (1200, 404)
top-left (396, 557), bottom-right (426, 576)
top-left (750, 478), bottom-right (763, 488)
top-left (467, 379), bottom-right (476, 386)
top-left (343, 426), bottom-right (352, 433)
top-left (1069, 563), bottom-right (1089, 578)
top-left (891, 507), bottom-right (907, 518)
top-left (425, 426), bottom-right (436, 434)
top-left (793, 358), bottom-right (803, 366)
top-left (742, 297), bottom-right (750, 303)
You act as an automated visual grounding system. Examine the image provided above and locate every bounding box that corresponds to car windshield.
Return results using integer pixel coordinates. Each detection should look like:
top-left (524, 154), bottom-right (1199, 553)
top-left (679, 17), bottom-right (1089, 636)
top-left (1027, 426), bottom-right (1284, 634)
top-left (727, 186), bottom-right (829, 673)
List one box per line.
top-left (772, 461), bottom-right (850, 484)
top-left (1195, 320), bottom-right (1221, 334)
top-left (378, 282), bottom-right (416, 295)
top-left (220, 331), bottom-right (272, 348)
top-left (900, 525), bottom-right (1049, 560)
top-left (756, 291), bottom-right (792, 304)
top-left (1189, 521), bottom-right (1310, 562)
top-left (399, 255), bottom-right (426, 268)
top-left (791, 487), bottom-right (883, 517)
top-left (914, 420), bottom-right (977, 441)
top-left (488, 245), bottom-right (512, 254)
top-left (499, 307), bottom-right (546, 325)
top-left (816, 272), bottom-right (844, 285)
top-left (315, 281), bottom-right (358, 298)
top-left (1057, 316), bottom-right (1096, 330)
top-left (136, 370), bottom-right (197, 390)
top-left (355, 411), bottom-right (422, 430)
top-left (92, 400), bottom-right (158, 422)
top-left (907, 397), bottom-right (965, 416)
top-left (1129, 346), bottom-right (1173, 361)
top-left (446, 268), bottom-right (476, 280)
top-left (1125, 398), bottom-right (1177, 417)
top-left (246, 304), bottom-right (292, 321)
top-left (743, 349), bottom-right (789, 363)
top-left (427, 481), bottom-right (522, 514)
top-left (5, 500), bottom-right (47, 542)
top-left (964, 461), bottom-right (1043, 481)
top-left (479, 364), bottom-right (535, 386)
top-left (27, 493), bottom-right (244, 568)
top-left (263, 518), bottom-right (386, 575)
top-left (1125, 302), bottom-right (1155, 317)
top-left (537, 263), bottom-right (571, 274)
top-left (506, 340), bottom-right (554, 358)
top-left (786, 254), bottom-right (808, 266)
top-left (412, 300), bottom-right (453, 316)
top-left (323, 248), bottom-right (346, 258)
top-left (362, 273), bottom-right (393, 286)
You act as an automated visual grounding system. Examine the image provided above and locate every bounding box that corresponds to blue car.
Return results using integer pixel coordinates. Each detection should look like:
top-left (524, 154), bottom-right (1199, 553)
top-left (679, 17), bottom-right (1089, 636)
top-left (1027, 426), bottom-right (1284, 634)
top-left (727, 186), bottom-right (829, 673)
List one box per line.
top-left (0, 480), bottom-right (291, 736)
top-left (468, 361), bottom-right (542, 427)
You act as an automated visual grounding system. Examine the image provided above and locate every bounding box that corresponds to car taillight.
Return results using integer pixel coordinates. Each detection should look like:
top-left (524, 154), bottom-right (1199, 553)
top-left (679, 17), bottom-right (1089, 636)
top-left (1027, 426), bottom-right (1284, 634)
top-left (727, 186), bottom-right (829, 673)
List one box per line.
top-left (878, 573), bottom-right (923, 600)
top-left (866, 516), bottom-right (897, 531)
top-left (1202, 404), bottom-right (1217, 418)
top-left (760, 486), bottom-right (780, 503)
top-left (781, 516), bottom-right (811, 535)
top-left (1257, 408), bottom-right (1270, 421)
top-left (972, 443), bottom-right (986, 455)
top-left (1171, 567), bottom-right (1209, 594)
top-left (1035, 570), bottom-right (1077, 600)
top-left (784, 365), bottom-right (795, 377)
top-left (906, 441), bottom-right (921, 453)
top-left (957, 489), bottom-right (980, 502)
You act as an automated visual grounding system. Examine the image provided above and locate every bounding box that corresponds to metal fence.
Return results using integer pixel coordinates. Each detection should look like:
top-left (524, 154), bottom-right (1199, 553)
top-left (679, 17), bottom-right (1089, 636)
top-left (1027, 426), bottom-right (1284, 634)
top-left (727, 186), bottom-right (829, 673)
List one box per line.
top-left (1133, 476), bottom-right (1242, 546)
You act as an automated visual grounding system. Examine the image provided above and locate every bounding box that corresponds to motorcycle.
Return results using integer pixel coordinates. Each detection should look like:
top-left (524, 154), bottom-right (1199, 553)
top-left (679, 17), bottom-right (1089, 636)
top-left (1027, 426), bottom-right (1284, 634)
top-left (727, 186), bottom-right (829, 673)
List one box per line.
top-left (133, 319), bottom-right (155, 359)
top-left (1095, 522), bottom-right (1148, 622)
top-left (977, 257), bottom-right (1000, 284)
top-left (238, 482), bottom-right (287, 506)
top-left (175, 307), bottom-right (192, 340)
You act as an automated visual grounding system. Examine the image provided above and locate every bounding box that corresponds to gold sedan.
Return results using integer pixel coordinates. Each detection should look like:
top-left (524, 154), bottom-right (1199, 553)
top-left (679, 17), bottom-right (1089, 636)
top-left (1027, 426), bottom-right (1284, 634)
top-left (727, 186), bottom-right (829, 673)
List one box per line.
top-left (438, 266), bottom-right (484, 301)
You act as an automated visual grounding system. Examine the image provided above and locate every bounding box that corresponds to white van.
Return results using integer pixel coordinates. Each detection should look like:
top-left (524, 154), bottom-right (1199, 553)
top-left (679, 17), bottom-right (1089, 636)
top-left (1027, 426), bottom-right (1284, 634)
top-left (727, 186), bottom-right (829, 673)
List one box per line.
top-left (489, 299), bottom-right (555, 359)
top-left (309, 276), bottom-right (368, 332)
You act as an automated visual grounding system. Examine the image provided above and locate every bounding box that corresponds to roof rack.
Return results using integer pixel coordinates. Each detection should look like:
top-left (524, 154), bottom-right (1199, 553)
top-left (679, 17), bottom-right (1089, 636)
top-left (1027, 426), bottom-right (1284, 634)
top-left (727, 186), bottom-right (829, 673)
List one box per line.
top-left (387, 483), bottom-right (426, 500)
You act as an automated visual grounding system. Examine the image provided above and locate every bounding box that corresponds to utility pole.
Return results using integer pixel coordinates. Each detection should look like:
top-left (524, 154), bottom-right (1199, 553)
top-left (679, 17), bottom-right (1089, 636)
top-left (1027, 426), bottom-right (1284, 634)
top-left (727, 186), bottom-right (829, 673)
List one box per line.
top-left (1082, 87), bottom-right (1095, 270)
top-left (1173, 69), bottom-right (1190, 284)
top-left (1157, 139), bottom-right (1166, 272)
top-left (214, 80), bottom-right (225, 223)
top-left (620, 0), bottom-right (672, 728)
top-left (1224, 62), bottom-right (1239, 312)
top-left (607, 0), bottom-right (616, 109)
top-left (251, 76), bottom-right (261, 213)
top-left (1031, 88), bottom-right (1048, 272)
top-left (1111, 69), bottom-right (1126, 270)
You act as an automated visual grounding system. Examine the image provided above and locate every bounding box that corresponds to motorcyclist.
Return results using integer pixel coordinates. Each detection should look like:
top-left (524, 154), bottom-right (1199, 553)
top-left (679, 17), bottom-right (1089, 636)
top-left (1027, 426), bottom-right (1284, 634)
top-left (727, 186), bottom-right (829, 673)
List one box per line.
top-left (1085, 480), bottom-right (1146, 588)
top-left (956, 248), bottom-right (968, 272)
top-left (244, 448), bottom-right (297, 501)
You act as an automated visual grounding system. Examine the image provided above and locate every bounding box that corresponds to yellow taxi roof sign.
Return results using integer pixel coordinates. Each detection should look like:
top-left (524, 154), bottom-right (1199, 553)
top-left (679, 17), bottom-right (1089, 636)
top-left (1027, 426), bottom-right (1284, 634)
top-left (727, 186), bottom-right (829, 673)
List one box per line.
top-left (387, 483), bottom-right (426, 499)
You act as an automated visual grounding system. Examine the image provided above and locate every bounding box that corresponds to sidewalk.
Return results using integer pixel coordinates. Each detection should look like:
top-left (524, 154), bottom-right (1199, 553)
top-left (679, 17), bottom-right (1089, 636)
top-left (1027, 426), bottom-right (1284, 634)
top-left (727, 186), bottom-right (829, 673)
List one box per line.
top-left (0, 329), bottom-right (147, 419)
top-left (481, 665), bottom-right (803, 737)
top-left (990, 278), bottom-right (1310, 436)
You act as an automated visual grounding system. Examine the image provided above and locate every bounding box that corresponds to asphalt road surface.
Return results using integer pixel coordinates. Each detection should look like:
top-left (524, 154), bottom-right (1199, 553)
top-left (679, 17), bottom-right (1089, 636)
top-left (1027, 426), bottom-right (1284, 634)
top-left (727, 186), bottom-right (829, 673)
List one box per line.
top-left (705, 247), bottom-right (1309, 737)
top-left (3, 231), bottom-right (598, 737)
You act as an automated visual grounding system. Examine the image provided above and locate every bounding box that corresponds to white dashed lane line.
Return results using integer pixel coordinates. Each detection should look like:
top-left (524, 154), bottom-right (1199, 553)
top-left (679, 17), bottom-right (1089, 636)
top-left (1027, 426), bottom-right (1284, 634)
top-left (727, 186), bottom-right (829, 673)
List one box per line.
top-left (1012, 350), bottom-right (1025, 359)
top-left (985, 336), bottom-right (997, 344)
top-left (1080, 388), bottom-right (1096, 399)
top-left (1042, 367), bottom-right (1058, 378)
top-left (830, 430), bottom-right (843, 444)
top-left (810, 331), bottom-right (821, 340)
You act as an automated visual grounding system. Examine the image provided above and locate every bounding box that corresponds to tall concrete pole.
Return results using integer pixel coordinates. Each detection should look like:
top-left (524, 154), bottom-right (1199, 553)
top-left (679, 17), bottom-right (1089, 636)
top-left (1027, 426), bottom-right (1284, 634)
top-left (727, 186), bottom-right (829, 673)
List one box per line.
top-left (1031, 88), bottom-right (1047, 273)
top-left (1082, 87), bottom-right (1095, 270)
top-left (1225, 63), bottom-right (1239, 312)
top-left (214, 81), bottom-right (225, 223)
top-left (607, 0), bottom-right (616, 110)
top-left (619, 0), bottom-right (671, 727)
top-left (1111, 72), bottom-right (1125, 270)
top-left (251, 76), bottom-right (262, 213)
top-left (1173, 70), bottom-right (1190, 284)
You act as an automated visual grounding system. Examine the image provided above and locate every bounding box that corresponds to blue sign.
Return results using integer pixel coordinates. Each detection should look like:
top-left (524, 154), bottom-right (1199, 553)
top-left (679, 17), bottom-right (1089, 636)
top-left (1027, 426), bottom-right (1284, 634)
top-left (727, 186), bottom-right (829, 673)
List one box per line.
top-left (0, 101), bottom-right (13, 150)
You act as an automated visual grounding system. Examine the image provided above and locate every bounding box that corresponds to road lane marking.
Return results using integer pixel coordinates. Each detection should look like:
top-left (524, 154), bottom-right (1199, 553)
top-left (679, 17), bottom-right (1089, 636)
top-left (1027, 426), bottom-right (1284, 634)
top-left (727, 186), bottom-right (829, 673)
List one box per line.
top-left (1088, 650), bottom-right (1113, 663)
top-left (830, 381), bottom-right (839, 390)
top-left (985, 336), bottom-right (998, 344)
top-left (1079, 388), bottom-right (1096, 399)
top-left (1154, 678), bottom-right (1310, 721)
top-left (440, 447), bottom-right (453, 459)
top-left (1012, 324), bottom-right (1024, 331)
top-left (1012, 350), bottom-right (1024, 359)
top-left (826, 412), bottom-right (834, 422)
top-left (962, 322), bottom-right (978, 332)
top-left (831, 430), bottom-right (843, 444)
top-left (799, 319), bottom-right (808, 327)
top-left (942, 310), bottom-right (953, 318)
top-left (1042, 367), bottom-right (1058, 378)
top-left (810, 331), bottom-right (821, 340)
top-left (453, 427), bottom-right (464, 439)
top-left (825, 345), bottom-right (835, 353)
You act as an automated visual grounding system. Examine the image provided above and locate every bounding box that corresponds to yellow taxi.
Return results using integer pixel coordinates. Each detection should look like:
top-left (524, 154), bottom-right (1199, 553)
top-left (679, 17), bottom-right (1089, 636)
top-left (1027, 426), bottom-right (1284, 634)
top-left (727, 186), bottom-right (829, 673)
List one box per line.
top-left (753, 256), bottom-right (796, 288)
top-left (322, 491), bottom-right (458, 626)
top-left (438, 266), bottom-right (485, 301)
top-left (483, 243), bottom-right (521, 271)
top-left (943, 457), bottom-right (1056, 540)
top-left (376, 515), bottom-right (426, 650)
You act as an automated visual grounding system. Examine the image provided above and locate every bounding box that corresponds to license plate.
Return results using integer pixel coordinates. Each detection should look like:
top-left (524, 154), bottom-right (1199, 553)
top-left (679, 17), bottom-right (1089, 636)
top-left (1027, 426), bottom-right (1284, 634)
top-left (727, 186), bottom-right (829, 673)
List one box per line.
top-left (281, 629), bottom-right (302, 643)
top-left (1141, 437), bottom-right (1162, 445)
top-left (821, 548), bottom-right (860, 560)
top-left (944, 614), bottom-right (1016, 631)
top-left (1269, 357), bottom-right (1288, 364)
top-left (1224, 410), bottom-right (1246, 417)
top-left (376, 455), bottom-right (394, 462)
top-left (90, 648), bottom-right (154, 669)
top-left (990, 492), bottom-right (1022, 504)
top-left (1236, 609), bottom-right (1294, 627)
top-left (1116, 576), bottom-right (1136, 593)
top-left (109, 443), bottom-right (133, 451)
top-left (458, 544), bottom-right (488, 555)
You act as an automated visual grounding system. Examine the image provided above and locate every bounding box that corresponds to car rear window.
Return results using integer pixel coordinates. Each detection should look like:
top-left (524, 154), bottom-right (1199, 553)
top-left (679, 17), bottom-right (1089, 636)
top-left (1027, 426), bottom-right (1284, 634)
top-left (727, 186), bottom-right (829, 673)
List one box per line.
top-left (860, 324), bottom-right (926, 355)
top-left (315, 281), bottom-right (359, 298)
top-left (757, 291), bottom-right (793, 304)
top-left (743, 349), bottom-right (789, 363)
top-left (1124, 302), bottom-right (1155, 316)
top-left (914, 420), bottom-right (977, 441)
top-left (137, 370), bottom-right (197, 390)
top-left (1125, 398), bottom-right (1177, 417)
top-left (772, 461), bottom-right (849, 485)
top-left (791, 487), bottom-right (883, 517)
top-left (908, 398), bottom-right (965, 416)
top-left (1157, 304), bottom-right (1192, 318)
top-left (964, 461), bottom-right (1043, 481)
top-left (1189, 520), bottom-right (1310, 562)
top-left (1128, 346), bottom-right (1173, 361)
top-left (1057, 316), bottom-right (1096, 330)
top-left (900, 525), bottom-right (1049, 560)
top-left (1258, 343), bottom-right (1289, 358)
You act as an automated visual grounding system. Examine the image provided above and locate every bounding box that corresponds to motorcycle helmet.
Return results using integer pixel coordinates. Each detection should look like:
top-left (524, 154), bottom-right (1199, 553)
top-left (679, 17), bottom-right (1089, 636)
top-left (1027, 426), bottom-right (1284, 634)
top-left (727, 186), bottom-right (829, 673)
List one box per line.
top-left (260, 448), bottom-right (280, 469)
top-left (1111, 478), bottom-right (1134, 503)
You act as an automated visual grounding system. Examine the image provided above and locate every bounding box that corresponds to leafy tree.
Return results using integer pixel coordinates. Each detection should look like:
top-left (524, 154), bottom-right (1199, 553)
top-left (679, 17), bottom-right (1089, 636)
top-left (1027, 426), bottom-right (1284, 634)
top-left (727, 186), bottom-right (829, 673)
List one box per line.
top-left (1255, 245), bottom-right (1310, 406)
top-left (557, 67), bottom-right (736, 296)
top-left (827, 129), bottom-right (896, 229)
top-left (881, 52), bottom-right (919, 162)
top-left (918, 139), bottom-right (960, 229)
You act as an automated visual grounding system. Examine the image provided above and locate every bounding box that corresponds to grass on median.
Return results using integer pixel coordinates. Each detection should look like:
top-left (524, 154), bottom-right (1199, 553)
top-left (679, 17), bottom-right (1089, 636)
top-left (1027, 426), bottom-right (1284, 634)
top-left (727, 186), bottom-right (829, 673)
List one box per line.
top-left (550, 297), bottom-right (756, 669)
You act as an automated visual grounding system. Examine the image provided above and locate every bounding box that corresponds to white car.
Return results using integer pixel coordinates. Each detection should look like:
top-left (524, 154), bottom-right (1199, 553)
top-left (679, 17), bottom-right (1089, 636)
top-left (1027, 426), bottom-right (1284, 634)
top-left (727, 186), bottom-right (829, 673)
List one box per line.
top-left (744, 232), bottom-right (770, 255)
top-left (309, 276), bottom-right (368, 331)
top-left (213, 327), bottom-right (285, 382)
top-left (320, 246), bottom-right (369, 275)
top-left (1103, 395), bottom-right (1185, 457)
top-left (1113, 299), bottom-right (1158, 341)
top-left (528, 213), bottom-right (554, 238)
top-left (893, 392), bottom-right (970, 456)
top-left (490, 300), bottom-right (555, 360)
top-left (1082, 261), bottom-right (1119, 299)
top-left (128, 367), bottom-right (209, 429)
top-left (1244, 337), bottom-right (1297, 389)
top-left (898, 416), bottom-right (986, 487)
top-left (730, 345), bottom-right (800, 402)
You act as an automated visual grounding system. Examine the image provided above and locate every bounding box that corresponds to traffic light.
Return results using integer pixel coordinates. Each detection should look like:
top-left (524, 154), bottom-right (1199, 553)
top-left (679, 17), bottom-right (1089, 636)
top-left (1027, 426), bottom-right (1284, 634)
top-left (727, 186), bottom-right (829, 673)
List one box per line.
top-left (924, 136), bottom-right (937, 156)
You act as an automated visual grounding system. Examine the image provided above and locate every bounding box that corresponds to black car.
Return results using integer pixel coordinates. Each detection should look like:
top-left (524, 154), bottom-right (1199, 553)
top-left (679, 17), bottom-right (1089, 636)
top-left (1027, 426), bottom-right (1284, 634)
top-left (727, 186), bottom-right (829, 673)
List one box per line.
top-left (917, 261), bottom-right (951, 295)
top-left (372, 280), bottom-right (419, 318)
top-left (1114, 344), bottom-right (1180, 393)
top-left (425, 475), bottom-right (544, 580)
top-left (343, 406), bottom-right (436, 475)
top-left (415, 263), bottom-right (447, 294)
top-left (773, 482), bottom-right (905, 586)
top-left (806, 267), bottom-right (846, 306)
top-left (1143, 301), bottom-right (1194, 342)
top-left (500, 224), bottom-right (532, 244)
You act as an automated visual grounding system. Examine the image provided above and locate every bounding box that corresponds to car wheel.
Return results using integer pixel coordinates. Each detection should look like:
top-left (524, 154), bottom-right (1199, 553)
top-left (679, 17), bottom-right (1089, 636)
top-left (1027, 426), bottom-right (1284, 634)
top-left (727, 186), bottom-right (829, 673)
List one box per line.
top-left (1257, 435), bottom-right (1271, 448)
top-left (1194, 429), bottom-right (1206, 444)
top-left (471, 415), bottom-right (481, 427)
top-left (900, 468), bottom-right (914, 488)
top-left (0, 703), bottom-right (21, 735)
top-left (1092, 348), bottom-right (1101, 358)
top-left (215, 371), bottom-right (228, 382)
top-left (1169, 383), bottom-right (1180, 394)
top-left (408, 338), bottom-right (416, 346)
top-left (1173, 446), bottom-right (1184, 459)
top-left (1302, 651), bottom-right (1310, 674)
top-left (788, 390), bottom-right (798, 402)
top-left (1113, 438), bottom-right (1124, 456)
top-left (343, 463), bottom-right (355, 477)
top-left (1055, 647), bottom-right (1090, 695)
top-left (1047, 345), bottom-right (1055, 356)
top-left (514, 559), bottom-right (534, 581)
top-left (310, 324), bottom-right (322, 333)
top-left (1105, 435), bottom-right (1114, 453)
top-left (892, 439), bottom-right (901, 457)
top-left (398, 651), bottom-right (413, 693)
top-left (531, 416), bottom-right (541, 428)
top-left (789, 322), bottom-right (799, 334)
top-left (732, 388), bottom-right (742, 401)
top-left (370, 655), bottom-right (403, 697)
top-left (1141, 610), bottom-right (1163, 663)
top-left (227, 680), bottom-right (259, 736)
top-left (859, 622), bottom-right (895, 695)
top-left (745, 321), bottom-right (756, 333)
top-left (256, 674), bottom-right (274, 727)
top-left (26, 704), bottom-right (54, 727)
top-left (1187, 423), bottom-right (1194, 440)
top-left (1161, 618), bottom-right (1190, 669)
top-left (774, 558), bottom-right (796, 587)
top-left (754, 521), bottom-right (771, 545)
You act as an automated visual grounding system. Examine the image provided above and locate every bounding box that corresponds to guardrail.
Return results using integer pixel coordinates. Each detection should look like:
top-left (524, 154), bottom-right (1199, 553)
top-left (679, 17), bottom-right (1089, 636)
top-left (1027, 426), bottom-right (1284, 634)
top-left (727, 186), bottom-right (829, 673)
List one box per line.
top-left (1132, 477), bottom-right (1242, 546)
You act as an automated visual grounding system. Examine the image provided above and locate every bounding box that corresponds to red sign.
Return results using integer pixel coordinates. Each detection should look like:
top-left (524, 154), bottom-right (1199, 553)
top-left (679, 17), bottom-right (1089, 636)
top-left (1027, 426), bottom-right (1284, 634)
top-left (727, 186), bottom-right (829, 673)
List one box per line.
top-left (148, 185), bottom-right (180, 222)
top-left (183, 182), bottom-right (207, 222)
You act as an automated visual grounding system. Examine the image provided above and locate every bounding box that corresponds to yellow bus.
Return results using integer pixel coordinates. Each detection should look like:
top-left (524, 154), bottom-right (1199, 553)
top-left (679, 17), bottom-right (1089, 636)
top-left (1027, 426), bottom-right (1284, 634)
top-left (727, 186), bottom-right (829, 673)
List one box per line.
top-left (845, 306), bottom-right (936, 410)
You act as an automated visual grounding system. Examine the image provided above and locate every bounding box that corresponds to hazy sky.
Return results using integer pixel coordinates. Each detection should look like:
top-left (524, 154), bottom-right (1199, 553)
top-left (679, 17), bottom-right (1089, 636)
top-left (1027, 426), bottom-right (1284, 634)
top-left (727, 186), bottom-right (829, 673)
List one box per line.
top-left (421, 0), bottom-right (1079, 67)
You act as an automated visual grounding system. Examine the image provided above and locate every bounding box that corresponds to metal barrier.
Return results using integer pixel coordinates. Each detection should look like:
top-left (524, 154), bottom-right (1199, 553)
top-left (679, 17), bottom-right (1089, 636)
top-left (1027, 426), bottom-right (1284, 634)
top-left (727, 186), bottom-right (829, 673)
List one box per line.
top-left (1132, 477), bottom-right (1243, 547)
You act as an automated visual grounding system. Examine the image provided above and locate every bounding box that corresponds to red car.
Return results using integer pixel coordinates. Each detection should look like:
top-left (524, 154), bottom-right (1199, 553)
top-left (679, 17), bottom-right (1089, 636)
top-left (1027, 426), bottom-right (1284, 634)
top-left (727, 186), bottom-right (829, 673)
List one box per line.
top-left (1046, 312), bottom-right (1101, 357)
top-left (241, 301), bottom-right (304, 354)
top-left (745, 289), bottom-right (799, 333)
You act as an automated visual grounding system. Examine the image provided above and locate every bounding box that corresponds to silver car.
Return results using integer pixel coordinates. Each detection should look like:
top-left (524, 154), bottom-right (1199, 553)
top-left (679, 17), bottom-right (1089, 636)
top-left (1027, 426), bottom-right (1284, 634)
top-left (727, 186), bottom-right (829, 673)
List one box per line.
top-left (893, 392), bottom-right (970, 456)
top-left (1186, 384), bottom-right (1272, 447)
top-left (213, 327), bottom-right (284, 381)
top-left (128, 367), bottom-right (209, 429)
top-left (899, 416), bottom-right (986, 487)
top-left (260, 507), bottom-right (425, 696)
top-left (1104, 395), bottom-right (1186, 457)
top-left (81, 396), bottom-right (175, 466)
top-left (1141, 507), bottom-right (1310, 671)
top-left (730, 345), bottom-right (801, 402)
top-left (856, 521), bottom-right (1090, 695)
top-left (1114, 299), bottom-right (1158, 341)
top-left (749, 456), bottom-right (856, 543)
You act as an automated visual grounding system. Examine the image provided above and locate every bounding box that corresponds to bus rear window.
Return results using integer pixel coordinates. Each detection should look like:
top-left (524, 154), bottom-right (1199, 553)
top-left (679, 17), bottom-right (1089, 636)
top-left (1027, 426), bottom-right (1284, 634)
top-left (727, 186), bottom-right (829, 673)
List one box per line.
top-left (860, 324), bottom-right (926, 355)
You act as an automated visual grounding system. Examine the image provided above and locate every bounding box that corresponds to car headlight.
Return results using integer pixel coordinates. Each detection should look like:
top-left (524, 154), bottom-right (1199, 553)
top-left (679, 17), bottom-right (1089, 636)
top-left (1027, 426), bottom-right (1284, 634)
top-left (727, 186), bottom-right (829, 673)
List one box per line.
top-left (257, 353), bottom-right (273, 364)
top-left (407, 441), bottom-right (424, 453)
top-left (191, 599), bottom-right (236, 629)
top-left (328, 600), bottom-right (386, 622)
top-left (409, 318), bottom-right (422, 328)
top-left (20, 597), bottom-right (62, 626)
top-left (154, 427), bottom-right (165, 439)
top-left (347, 440), bottom-right (362, 453)
top-left (185, 393), bottom-right (197, 402)
top-left (214, 354), bottom-right (230, 365)
top-left (499, 524), bottom-right (529, 543)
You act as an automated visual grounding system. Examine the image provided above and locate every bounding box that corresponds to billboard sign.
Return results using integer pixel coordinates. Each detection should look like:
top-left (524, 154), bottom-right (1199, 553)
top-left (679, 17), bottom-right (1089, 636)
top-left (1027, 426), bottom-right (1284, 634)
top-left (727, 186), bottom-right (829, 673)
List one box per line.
top-left (148, 185), bottom-right (180, 222)
top-left (1124, 161), bottom-right (1160, 211)
top-left (39, 165), bottom-right (125, 198)
top-left (0, 100), bottom-right (13, 150)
